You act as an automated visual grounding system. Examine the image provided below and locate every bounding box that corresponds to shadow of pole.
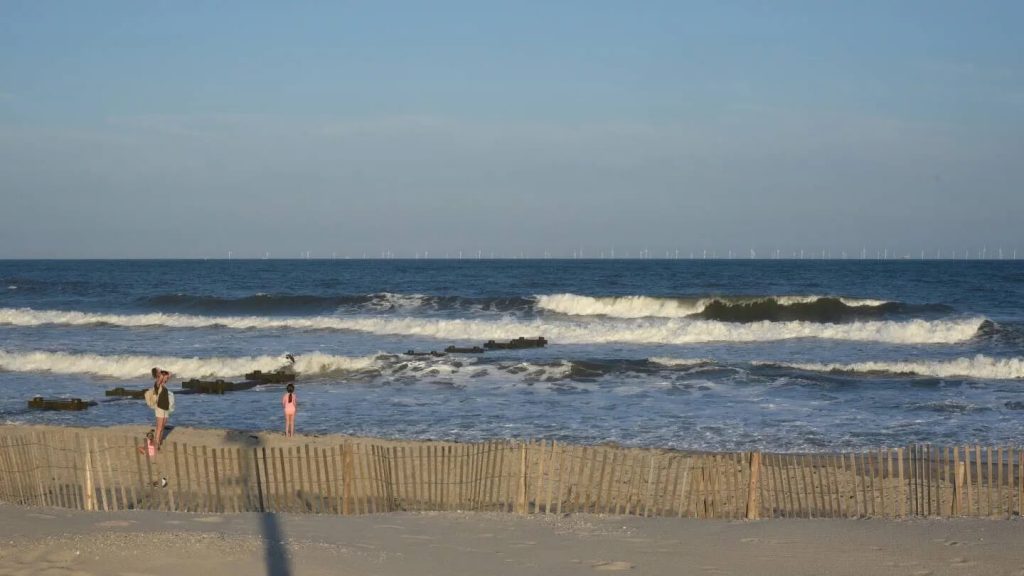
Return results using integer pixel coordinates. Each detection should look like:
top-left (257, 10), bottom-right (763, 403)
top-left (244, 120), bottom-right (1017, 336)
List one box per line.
top-left (226, 432), bottom-right (292, 576)
top-left (260, 511), bottom-right (291, 576)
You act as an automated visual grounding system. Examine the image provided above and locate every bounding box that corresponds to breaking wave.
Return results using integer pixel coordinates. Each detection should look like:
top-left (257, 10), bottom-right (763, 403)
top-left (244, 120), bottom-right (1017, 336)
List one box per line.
top-left (0, 350), bottom-right (384, 380)
top-left (534, 293), bottom-right (945, 322)
top-left (141, 292), bottom-right (534, 315)
top-left (0, 307), bottom-right (986, 344)
top-left (756, 355), bottom-right (1024, 380)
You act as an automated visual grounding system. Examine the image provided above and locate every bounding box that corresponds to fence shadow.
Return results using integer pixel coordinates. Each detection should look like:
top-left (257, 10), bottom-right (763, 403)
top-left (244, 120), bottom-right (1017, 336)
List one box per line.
top-left (224, 432), bottom-right (291, 576)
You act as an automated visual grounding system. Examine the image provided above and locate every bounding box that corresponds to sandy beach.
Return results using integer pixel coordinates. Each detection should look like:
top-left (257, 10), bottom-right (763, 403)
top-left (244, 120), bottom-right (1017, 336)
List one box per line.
top-left (1, 503), bottom-right (1022, 576)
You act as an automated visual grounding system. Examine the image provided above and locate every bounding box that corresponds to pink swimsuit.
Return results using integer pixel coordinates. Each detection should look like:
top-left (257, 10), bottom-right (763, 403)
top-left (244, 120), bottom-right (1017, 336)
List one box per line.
top-left (282, 393), bottom-right (296, 415)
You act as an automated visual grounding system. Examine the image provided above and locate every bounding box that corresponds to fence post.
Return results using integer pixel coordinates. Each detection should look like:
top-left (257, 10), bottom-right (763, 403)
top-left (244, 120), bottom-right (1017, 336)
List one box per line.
top-left (954, 461), bottom-right (966, 516)
top-left (81, 435), bottom-right (96, 511)
top-left (746, 452), bottom-right (761, 520)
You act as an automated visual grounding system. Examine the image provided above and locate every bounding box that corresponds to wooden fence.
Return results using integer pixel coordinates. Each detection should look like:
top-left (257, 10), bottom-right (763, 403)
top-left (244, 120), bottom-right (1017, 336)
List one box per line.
top-left (0, 429), bottom-right (1022, 519)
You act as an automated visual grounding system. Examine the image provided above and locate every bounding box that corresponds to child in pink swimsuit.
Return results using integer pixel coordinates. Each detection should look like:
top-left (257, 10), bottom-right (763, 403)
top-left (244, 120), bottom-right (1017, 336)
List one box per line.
top-left (282, 383), bottom-right (297, 437)
top-left (136, 430), bottom-right (157, 458)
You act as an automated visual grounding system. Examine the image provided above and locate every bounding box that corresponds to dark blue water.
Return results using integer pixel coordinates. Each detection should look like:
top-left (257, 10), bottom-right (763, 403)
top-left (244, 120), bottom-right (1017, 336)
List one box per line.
top-left (2, 259), bottom-right (1023, 451)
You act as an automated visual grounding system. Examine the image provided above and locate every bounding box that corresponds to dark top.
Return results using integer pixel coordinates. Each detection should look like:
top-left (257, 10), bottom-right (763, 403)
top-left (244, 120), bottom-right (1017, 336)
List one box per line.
top-left (157, 387), bottom-right (170, 410)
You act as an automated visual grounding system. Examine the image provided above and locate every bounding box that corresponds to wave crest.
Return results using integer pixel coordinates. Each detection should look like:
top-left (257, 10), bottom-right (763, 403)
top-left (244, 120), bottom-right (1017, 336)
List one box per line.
top-left (0, 307), bottom-right (985, 344)
top-left (0, 349), bottom-right (383, 380)
top-left (534, 293), bottom-right (934, 322)
top-left (756, 355), bottom-right (1024, 380)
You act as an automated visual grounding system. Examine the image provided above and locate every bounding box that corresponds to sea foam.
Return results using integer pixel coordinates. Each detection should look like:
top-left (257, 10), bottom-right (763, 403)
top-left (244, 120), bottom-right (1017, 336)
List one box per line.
top-left (758, 355), bottom-right (1024, 380)
top-left (0, 349), bottom-right (383, 380)
top-left (0, 307), bottom-right (984, 344)
top-left (534, 293), bottom-right (891, 319)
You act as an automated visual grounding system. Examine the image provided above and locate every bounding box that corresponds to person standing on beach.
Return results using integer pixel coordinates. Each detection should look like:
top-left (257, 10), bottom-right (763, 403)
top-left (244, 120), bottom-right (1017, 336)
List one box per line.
top-left (145, 367), bottom-right (174, 449)
top-left (282, 383), bottom-right (297, 437)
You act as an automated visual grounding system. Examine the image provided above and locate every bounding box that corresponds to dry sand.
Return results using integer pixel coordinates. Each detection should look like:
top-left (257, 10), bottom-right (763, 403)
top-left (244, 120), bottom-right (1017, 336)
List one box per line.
top-left (1, 503), bottom-right (1022, 576)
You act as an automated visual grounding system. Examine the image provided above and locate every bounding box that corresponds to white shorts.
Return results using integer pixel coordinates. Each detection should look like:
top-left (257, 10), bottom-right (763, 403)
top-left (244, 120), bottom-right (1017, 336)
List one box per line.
top-left (154, 408), bottom-right (169, 419)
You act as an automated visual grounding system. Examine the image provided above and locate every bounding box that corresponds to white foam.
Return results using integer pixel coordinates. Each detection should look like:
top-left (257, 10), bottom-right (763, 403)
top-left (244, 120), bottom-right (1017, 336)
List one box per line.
top-left (365, 292), bottom-right (430, 311)
top-left (534, 293), bottom-right (892, 318)
top-left (758, 355), bottom-right (1024, 380)
top-left (0, 349), bottom-right (383, 380)
top-left (0, 307), bottom-right (983, 344)
top-left (499, 361), bottom-right (573, 380)
top-left (648, 357), bottom-right (716, 369)
top-left (535, 294), bottom-right (707, 318)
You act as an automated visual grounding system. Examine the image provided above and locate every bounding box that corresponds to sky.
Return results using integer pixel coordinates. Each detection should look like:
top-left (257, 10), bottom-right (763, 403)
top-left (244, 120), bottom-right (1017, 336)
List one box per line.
top-left (1, 1), bottom-right (1022, 259)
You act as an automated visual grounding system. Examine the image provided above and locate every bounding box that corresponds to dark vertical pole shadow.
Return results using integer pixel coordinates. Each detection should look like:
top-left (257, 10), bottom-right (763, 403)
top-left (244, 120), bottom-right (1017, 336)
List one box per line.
top-left (260, 511), bottom-right (291, 576)
top-left (226, 432), bottom-right (291, 576)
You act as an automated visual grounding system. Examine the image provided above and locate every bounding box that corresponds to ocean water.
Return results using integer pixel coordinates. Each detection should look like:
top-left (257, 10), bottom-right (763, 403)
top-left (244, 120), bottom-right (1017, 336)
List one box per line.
top-left (1, 259), bottom-right (1022, 452)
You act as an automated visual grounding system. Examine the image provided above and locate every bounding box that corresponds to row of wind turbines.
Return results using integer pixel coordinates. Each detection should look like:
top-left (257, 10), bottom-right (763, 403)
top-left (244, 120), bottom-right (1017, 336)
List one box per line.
top-left (219, 247), bottom-right (1019, 260)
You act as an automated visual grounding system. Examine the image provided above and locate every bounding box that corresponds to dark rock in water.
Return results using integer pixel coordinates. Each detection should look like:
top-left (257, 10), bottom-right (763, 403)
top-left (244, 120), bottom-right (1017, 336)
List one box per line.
top-left (105, 387), bottom-right (147, 399)
top-left (28, 396), bottom-right (96, 411)
top-left (404, 350), bottom-right (447, 357)
top-left (181, 379), bottom-right (259, 394)
top-left (444, 345), bottom-right (485, 353)
top-left (482, 336), bottom-right (548, 350)
top-left (1005, 401), bottom-right (1024, 410)
top-left (243, 370), bottom-right (296, 383)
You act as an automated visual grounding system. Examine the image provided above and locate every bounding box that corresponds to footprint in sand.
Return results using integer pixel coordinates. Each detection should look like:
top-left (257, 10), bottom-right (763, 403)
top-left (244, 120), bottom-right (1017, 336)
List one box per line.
top-left (373, 525), bottom-right (406, 530)
top-left (95, 520), bottom-right (136, 527)
top-left (591, 561), bottom-right (634, 571)
top-left (26, 513), bottom-right (56, 519)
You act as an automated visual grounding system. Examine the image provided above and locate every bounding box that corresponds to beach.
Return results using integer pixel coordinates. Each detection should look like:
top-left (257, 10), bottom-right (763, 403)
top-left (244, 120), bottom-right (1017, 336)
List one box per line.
top-left (1, 503), bottom-right (1022, 576)
top-left (2, 424), bottom-right (1024, 575)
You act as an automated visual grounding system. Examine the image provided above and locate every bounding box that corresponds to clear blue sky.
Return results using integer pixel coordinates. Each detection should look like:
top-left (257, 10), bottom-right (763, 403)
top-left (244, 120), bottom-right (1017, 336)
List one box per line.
top-left (1, 1), bottom-right (1021, 258)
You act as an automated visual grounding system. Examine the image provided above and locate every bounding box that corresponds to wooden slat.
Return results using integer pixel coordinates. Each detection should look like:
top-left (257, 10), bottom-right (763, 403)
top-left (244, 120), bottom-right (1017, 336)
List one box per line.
top-left (1007, 446), bottom-right (1014, 518)
top-left (996, 446), bottom-right (1003, 519)
top-left (985, 446), bottom-right (992, 517)
top-left (211, 447), bottom-right (223, 513)
top-left (26, 432), bottom-right (43, 507)
top-left (973, 444), bottom-right (982, 517)
top-left (361, 442), bottom-right (376, 513)
top-left (493, 442), bottom-right (507, 511)
top-left (91, 437), bottom-right (107, 511)
top-left (676, 455), bottom-right (691, 518)
top-left (622, 450), bottom-right (637, 516)
top-left (544, 441), bottom-right (555, 515)
top-left (559, 444), bottom-right (574, 514)
top-left (329, 445), bottom-right (340, 514)
top-left (0, 436), bottom-right (10, 502)
top-left (1018, 445), bottom-right (1023, 517)
top-left (102, 436), bottom-right (120, 511)
top-left (263, 447), bottom-right (277, 513)
top-left (664, 454), bottom-right (680, 518)
top-left (253, 447), bottom-right (265, 513)
top-left (952, 445), bottom-right (960, 516)
top-left (778, 454), bottom-right (792, 517)
top-left (566, 444), bottom-right (581, 514)
top-left (278, 446), bottom-right (290, 513)
top-left (343, 444), bottom-right (355, 515)
top-left (765, 454), bottom-right (779, 517)
top-left (940, 446), bottom-right (948, 516)
top-left (860, 452), bottom-right (871, 517)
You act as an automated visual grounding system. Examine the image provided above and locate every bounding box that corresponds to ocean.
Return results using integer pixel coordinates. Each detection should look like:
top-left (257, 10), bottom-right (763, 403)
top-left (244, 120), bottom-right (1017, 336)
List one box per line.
top-left (1, 259), bottom-right (1022, 452)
